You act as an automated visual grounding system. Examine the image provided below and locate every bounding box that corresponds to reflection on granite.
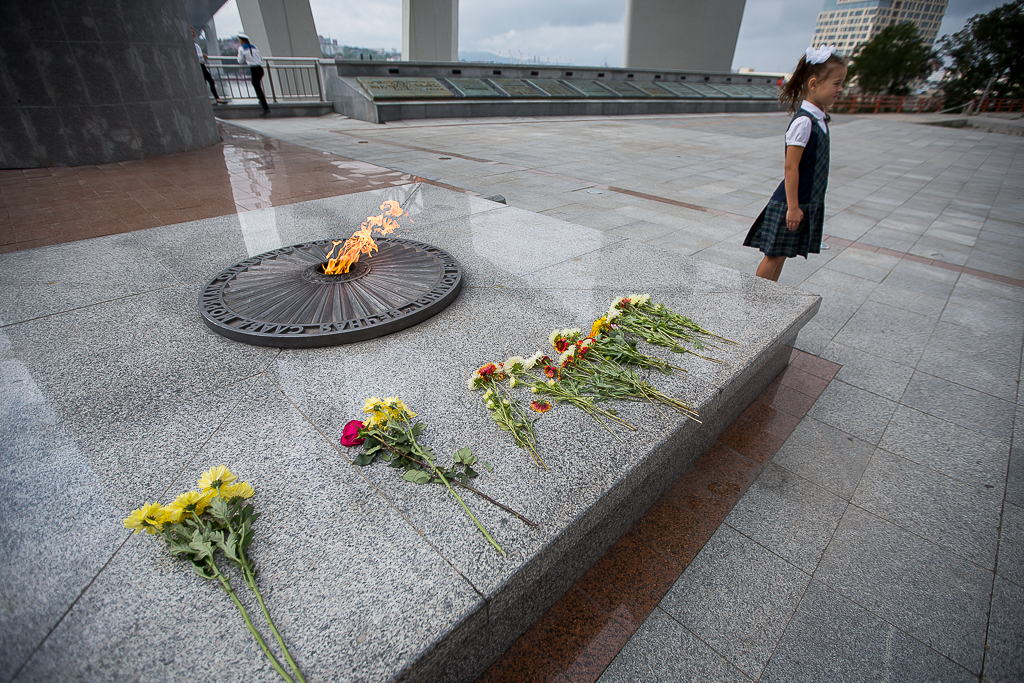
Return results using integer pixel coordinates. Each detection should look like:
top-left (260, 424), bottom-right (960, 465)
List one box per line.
top-left (0, 186), bottom-right (819, 682)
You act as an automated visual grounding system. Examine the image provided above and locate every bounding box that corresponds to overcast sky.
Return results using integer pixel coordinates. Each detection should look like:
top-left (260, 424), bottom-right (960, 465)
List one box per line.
top-left (212, 0), bottom-right (1008, 72)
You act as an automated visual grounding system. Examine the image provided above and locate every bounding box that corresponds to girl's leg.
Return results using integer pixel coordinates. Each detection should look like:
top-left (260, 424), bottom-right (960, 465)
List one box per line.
top-left (771, 257), bottom-right (787, 281)
top-left (756, 255), bottom-right (785, 281)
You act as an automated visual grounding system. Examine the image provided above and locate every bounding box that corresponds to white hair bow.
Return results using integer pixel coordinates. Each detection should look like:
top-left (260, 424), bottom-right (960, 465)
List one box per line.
top-left (805, 45), bottom-right (836, 64)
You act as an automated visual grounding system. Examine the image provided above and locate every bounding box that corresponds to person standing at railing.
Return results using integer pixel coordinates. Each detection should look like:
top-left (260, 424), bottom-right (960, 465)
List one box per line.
top-left (192, 27), bottom-right (226, 105)
top-left (237, 33), bottom-right (270, 116)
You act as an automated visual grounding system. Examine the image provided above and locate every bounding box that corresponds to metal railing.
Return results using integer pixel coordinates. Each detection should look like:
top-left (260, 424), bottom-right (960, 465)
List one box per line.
top-left (205, 56), bottom-right (324, 103)
top-left (834, 95), bottom-right (1024, 115)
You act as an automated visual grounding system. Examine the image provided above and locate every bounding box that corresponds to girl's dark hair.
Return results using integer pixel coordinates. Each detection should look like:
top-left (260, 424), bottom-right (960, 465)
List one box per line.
top-left (779, 53), bottom-right (846, 114)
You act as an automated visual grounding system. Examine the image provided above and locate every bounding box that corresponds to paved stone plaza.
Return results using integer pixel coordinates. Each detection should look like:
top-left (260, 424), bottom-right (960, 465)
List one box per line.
top-left (2, 111), bottom-right (1022, 682)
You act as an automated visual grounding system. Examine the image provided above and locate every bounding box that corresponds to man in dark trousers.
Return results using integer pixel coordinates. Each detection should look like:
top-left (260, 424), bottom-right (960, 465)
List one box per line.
top-left (192, 27), bottom-right (226, 104)
top-left (236, 33), bottom-right (270, 116)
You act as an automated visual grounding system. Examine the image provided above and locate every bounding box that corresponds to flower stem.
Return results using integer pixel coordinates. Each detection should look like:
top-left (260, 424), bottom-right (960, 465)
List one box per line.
top-left (405, 425), bottom-right (506, 557)
top-left (240, 557), bottom-right (307, 683)
top-left (210, 559), bottom-right (294, 683)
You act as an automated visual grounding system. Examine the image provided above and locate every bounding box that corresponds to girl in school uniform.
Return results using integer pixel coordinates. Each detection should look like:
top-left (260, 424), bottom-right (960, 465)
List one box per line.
top-left (745, 45), bottom-right (847, 281)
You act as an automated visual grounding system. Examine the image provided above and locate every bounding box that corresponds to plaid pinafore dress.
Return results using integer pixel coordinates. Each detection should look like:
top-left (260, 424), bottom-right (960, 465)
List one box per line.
top-left (744, 109), bottom-right (829, 258)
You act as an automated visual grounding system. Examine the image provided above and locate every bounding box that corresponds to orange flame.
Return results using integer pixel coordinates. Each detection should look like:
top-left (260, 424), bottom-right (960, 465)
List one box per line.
top-left (323, 200), bottom-right (408, 274)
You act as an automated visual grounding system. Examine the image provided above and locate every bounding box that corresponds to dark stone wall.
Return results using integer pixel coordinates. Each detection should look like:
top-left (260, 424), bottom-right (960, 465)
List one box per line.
top-left (0, 0), bottom-right (221, 168)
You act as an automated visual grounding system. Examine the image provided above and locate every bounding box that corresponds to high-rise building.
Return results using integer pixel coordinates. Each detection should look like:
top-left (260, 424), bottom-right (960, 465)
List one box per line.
top-left (812, 0), bottom-right (948, 57)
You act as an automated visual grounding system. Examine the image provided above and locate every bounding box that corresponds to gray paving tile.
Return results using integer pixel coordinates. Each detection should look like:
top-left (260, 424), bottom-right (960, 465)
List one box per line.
top-left (832, 300), bottom-right (936, 366)
top-left (807, 379), bottom-right (897, 445)
top-left (773, 416), bottom-right (876, 501)
top-left (724, 462), bottom-right (847, 573)
top-left (817, 506), bottom-right (992, 673)
top-left (659, 526), bottom-right (810, 680)
top-left (916, 343), bottom-right (1019, 402)
top-left (1008, 410), bottom-right (1024, 510)
top-left (821, 341), bottom-right (914, 401)
top-left (927, 320), bottom-right (1022, 371)
top-left (597, 609), bottom-right (748, 683)
top-left (0, 233), bottom-right (178, 325)
top-left (940, 297), bottom-right (1024, 339)
top-left (853, 449), bottom-right (1003, 568)
top-left (983, 577), bottom-right (1024, 683)
top-left (0, 442), bottom-right (128, 682)
top-left (878, 405), bottom-right (1010, 492)
top-left (997, 502), bottom-right (1024, 588)
top-left (761, 580), bottom-right (975, 683)
top-left (828, 252), bottom-right (906, 287)
top-left (901, 371), bottom-right (1015, 442)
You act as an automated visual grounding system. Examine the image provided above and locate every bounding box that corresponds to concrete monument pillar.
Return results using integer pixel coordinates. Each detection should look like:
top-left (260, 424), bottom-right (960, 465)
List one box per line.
top-left (236, 0), bottom-right (321, 57)
top-left (0, 0), bottom-right (220, 168)
top-left (205, 17), bottom-right (221, 56)
top-left (623, 0), bottom-right (746, 72)
top-left (403, 0), bottom-right (459, 62)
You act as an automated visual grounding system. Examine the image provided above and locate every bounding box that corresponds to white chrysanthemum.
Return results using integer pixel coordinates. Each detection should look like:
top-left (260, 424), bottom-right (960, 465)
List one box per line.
top-left (503, 399), bottom-right (510, 406)
top-left (510, 376), bottom-right (518, 388)
top-left (562, 328), bottom-right (582, 340)
top-left (531, 386), bottom-right (539, 394)
top-left (611, 296), bottom-right (625, 309)
top-left (547, 379), bottom-right (556, 386)
top-left (548, 329), bottom-right (561, 347)
top-left (484, 388), bottom-right (495, 399)
top-left (486, 400), bottom-right (495, 410)
top-left (579, 337), bottom-right (594, 349)
top-left (558, 346), bottom-right (576, 364)
top-left (504, 356), bottom-right (526, 373)
top-left (607, 306), bottom-right (621, 322)
top-left (524, 351), bottom-right (544, 370)
top-left (629, 293), bottom-right (650, 306)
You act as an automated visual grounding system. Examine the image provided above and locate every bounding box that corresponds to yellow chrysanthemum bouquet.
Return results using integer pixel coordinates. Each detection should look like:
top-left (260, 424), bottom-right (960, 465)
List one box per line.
top-left (124, 466), bottom-right (305, 683)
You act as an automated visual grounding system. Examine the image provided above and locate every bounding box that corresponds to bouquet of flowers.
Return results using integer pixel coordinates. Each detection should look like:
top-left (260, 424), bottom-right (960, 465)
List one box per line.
top-left (468, 362), bottom-right (547, 470)
top-left (124, 467), bottom-right (305, 683)
top-left (343, 397), bottom-right (536, 556)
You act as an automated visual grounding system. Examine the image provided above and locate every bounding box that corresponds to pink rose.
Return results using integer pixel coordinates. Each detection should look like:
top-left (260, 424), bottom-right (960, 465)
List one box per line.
top-left (341, 420), bottom-right (365, 446)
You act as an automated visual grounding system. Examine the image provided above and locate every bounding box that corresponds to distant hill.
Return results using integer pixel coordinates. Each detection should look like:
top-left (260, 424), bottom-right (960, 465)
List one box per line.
top-left (458, 50), bottom-right (569, 65)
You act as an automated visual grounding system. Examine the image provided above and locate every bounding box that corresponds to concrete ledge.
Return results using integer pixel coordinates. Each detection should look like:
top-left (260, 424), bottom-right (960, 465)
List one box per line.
top-left (1, 186), bottom-right (819, 682)
top-left (212, 101), bottom-right (335, 119)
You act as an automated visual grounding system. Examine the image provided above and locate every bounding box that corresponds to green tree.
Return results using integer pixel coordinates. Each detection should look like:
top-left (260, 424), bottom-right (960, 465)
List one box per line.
top-left (939, 0), bottom-right (1024, 106)
top-left (848, 22), bottom-right (936, 95)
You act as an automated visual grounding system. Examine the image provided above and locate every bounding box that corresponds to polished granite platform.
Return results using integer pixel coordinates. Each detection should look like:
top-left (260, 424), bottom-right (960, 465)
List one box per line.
top-left (0, 183), bottom-right (818, 682)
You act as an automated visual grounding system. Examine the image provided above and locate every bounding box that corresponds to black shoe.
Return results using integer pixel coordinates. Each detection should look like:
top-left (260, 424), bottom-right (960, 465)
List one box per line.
top-left (260, 109), bottom-right (271, 117)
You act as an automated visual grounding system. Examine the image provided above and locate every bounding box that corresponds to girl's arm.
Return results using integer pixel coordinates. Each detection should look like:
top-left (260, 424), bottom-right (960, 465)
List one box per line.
top-left (784, 145), bottom-right (805, 231)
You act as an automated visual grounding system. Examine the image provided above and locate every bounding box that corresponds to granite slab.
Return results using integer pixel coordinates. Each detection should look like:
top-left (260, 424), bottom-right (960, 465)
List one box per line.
top-left (0, 186), bottom-right (820, 682)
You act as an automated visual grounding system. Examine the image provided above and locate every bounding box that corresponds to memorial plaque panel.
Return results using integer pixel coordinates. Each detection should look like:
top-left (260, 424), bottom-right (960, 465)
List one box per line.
top-left (684, 83), bottom-right (730, 97)
top-left (629, 81), bottom-right (677, 98)
top-left (570, 80), bottom-right (619, 97)
top-left (659, 82), bottom-right (706, 98)
top-left (446, 78), bottom-right (502, 97)
top-left (528, 79), bottom-right (582, 97)
top-left (711, 84), bottom-right (769, 98)
top-left (601, 80), bottom-right (650, 97)
top-left (492, 79), bottom-right (545, 97)
top-left (357, 77), bottom-right (454, 99)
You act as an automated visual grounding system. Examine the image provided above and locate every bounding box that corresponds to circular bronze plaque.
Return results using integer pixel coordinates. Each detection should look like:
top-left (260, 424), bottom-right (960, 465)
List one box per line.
top-left (199, 238), bottom-right (463, 348)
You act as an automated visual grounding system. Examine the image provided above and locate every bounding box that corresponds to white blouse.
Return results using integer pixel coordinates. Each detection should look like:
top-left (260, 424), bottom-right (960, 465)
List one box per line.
top-left (785, 101), bottom-right (829, 147)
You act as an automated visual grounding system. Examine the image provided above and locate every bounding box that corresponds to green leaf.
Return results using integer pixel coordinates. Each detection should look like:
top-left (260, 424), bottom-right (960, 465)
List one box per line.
top-left (353, 452), bottom-right (376, 466)
top-left (190, 560), bottom-right (215, 580)
top-left (454, 447), bottom-right (477, 467)
top-left (402, 470), bottom-right (432, 484)
top-left (482, 461), bottom-right (493, 472)
top-left (188, 539), bottom-right (215, 562)
top-left (410, 422), bottom-right (427, 437)
top-left (464, 465), bottom-right (479, 479)
top-left (209, 496), bottom-right (231, 524)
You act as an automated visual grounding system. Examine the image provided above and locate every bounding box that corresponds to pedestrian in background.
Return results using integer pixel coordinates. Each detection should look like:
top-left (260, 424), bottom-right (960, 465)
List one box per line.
top-left (192, 27), bottom-right (226, 104)
top-left (236, 33), bottom-right (270, 116)
top-left (744, 45), bottom-right (847, 281)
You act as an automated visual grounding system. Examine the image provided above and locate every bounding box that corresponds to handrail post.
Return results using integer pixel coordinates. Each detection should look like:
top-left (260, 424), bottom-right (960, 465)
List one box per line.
top-left (267, 60), bottom-right (278, 103)
top-left (315, 60), bottom-right (324, 101)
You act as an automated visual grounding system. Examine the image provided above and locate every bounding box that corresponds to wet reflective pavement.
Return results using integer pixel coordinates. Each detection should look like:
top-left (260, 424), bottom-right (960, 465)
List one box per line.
top-left (0, 122), bottom-right (417, 253)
